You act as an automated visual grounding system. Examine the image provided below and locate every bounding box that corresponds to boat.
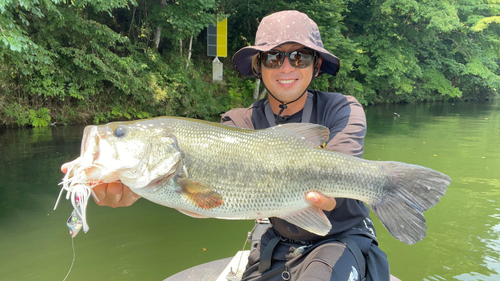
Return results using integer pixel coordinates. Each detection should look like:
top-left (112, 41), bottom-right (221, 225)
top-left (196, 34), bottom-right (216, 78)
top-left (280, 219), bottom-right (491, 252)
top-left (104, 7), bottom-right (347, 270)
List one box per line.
top-left (164, 220), bottom-right (401, 281)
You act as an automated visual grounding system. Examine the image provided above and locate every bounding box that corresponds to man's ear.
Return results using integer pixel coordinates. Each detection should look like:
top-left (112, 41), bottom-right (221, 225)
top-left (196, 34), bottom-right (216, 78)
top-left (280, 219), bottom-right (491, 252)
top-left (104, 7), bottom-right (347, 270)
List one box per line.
top-left (315, 58), bottom-right (323, 77)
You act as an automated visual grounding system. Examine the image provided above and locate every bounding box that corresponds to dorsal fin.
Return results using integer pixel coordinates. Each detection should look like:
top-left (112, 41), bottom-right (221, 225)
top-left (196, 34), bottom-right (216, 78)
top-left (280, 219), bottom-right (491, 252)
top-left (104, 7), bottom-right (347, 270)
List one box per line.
top-left (265, 123), bottom-right (330, 147)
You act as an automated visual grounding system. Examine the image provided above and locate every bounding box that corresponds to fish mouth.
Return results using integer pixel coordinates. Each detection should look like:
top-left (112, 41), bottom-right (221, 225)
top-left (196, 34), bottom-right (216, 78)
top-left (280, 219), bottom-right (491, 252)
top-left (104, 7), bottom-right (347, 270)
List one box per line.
top-left (62, 125), bottom-right (114, 189)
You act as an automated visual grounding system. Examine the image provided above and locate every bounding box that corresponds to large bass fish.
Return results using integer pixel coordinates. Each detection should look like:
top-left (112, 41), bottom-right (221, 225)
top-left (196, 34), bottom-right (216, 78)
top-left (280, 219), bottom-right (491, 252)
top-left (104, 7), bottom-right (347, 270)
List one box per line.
top-left (58, 117), bottom-right (450, 245)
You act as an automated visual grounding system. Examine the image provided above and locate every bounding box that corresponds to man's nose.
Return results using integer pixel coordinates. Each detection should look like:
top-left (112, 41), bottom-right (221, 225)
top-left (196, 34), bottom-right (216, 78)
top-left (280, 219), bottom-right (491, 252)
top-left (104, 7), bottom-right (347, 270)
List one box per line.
top-left (278, 55), bottom-right (295, 73)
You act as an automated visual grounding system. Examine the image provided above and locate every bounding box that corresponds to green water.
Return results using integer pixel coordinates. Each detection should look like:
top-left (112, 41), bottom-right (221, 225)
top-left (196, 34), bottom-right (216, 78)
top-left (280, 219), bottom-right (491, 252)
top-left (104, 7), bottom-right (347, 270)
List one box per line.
top-left (0, 101), bottom-right (498, 281)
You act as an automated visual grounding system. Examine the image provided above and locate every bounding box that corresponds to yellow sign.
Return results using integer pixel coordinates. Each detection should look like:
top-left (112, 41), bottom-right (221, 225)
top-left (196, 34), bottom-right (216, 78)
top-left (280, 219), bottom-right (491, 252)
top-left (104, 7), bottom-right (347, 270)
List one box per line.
top-left (216, 18), bottom-right (227, 57)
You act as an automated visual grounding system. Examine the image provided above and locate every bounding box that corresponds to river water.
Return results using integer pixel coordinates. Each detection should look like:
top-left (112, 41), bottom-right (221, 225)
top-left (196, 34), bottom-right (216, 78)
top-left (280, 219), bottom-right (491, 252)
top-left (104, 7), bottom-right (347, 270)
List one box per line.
top-left (0, 101), bottom-right (498, 281)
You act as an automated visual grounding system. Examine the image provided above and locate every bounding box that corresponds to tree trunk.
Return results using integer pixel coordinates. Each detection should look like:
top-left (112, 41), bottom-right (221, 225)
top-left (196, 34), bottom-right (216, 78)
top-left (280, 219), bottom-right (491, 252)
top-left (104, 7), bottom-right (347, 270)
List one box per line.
top-left (128, 6), bottom-right (136, 39)
top-left (153, 0), bottom-right (167, 50)
top-left (153, 26), bottom-right (161, 50)
top-left (186, 32), bottom-right (194, 69)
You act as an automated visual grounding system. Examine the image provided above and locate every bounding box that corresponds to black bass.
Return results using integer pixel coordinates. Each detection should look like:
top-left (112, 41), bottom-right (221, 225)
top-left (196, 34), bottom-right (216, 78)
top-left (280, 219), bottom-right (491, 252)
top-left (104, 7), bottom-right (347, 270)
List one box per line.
top-left (58, 117), bottom-right (450, 245)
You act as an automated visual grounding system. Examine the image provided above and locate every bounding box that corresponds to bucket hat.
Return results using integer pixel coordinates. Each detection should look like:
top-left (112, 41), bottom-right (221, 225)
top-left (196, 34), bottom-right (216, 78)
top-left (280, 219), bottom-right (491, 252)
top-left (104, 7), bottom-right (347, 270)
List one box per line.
top-left (232, 10), bottom-right (340, 78)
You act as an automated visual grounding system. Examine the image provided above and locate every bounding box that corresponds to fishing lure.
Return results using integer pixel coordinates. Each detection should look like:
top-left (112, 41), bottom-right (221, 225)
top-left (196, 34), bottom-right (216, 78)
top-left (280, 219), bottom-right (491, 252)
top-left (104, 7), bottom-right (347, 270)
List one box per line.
top-left (54, 158), bottom-right (95, 237)
top-left (67, 196), bottom-right (83, 238)
top-left (53, 161), bottom-right (97, 281)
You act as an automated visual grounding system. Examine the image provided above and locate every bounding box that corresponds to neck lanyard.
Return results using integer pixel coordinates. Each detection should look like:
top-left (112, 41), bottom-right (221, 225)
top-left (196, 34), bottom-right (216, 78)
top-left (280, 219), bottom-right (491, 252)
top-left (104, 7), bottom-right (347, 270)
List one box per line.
top-left (264, 92), bottom-right (314, 127)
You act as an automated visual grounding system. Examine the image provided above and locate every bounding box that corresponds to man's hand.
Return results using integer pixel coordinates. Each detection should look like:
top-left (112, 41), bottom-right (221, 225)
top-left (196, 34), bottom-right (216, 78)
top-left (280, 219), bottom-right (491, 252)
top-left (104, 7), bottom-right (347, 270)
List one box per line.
top-left (61, 164), bottom-right (140, 208)
top-left (306, 192), bottom-right (336, 211)
top-left (92, 182), bottom-right (141, 208)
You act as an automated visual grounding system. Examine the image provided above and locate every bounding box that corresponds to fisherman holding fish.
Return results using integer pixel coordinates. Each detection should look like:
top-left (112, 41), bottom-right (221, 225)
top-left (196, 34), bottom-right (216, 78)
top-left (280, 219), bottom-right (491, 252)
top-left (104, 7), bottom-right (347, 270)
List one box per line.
top-left (219, 11), bottom-right (390, 281)
top-left (61, 10), bottom-right (387, 281)
top-left (60, 9), bottom-right (450, 281)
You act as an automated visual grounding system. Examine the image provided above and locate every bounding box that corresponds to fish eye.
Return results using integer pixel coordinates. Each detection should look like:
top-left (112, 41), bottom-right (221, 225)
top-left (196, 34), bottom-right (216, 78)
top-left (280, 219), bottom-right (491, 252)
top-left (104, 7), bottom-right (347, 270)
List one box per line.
top-left (114, 126), bottom-right (127, 138)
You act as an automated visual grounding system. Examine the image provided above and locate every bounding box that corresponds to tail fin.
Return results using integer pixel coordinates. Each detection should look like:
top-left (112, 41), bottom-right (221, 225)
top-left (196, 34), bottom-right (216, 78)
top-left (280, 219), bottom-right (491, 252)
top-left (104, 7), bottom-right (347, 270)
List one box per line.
top-left (370, 162), bottom-right (450, 245)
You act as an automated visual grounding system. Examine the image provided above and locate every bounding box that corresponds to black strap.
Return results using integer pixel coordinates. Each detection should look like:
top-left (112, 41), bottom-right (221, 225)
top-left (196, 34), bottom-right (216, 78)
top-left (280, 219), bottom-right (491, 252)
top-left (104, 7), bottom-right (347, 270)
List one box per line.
top-left (264, 92), bottom-right (314, 127)
top-left (259, 236), bottom-right (281, 273)
top-left (335, 235), bottom-right (367, 280)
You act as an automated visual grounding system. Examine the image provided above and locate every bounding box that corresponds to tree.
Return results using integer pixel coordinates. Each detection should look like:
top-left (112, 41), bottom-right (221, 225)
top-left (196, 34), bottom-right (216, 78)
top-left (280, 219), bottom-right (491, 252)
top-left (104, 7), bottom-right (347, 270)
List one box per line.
top-left (0, 0), bottom-right (498, 126)
top-left (342, 0), bottom-right (499, 103)
top-left (0, 0), bottom-right (227, 126)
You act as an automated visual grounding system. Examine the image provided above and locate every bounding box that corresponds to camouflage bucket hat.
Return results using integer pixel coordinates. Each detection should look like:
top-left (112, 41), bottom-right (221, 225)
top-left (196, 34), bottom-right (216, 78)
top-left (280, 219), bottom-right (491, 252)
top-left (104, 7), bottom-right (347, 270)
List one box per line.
top-left (232, 10), bottom-right (340, 78)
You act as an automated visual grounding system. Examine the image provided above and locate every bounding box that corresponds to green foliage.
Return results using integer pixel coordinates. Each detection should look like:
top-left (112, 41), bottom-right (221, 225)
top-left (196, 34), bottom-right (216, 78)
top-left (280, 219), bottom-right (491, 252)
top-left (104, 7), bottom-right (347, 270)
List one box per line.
top-left (143, 52), bottom-right (231, 119)
top-left (0, 0), bottom-right (499, 127)
top-left (343, 0), bottom-right (500, 103)
top-left (471, 16), bottom-right (500, 31)
top-left (226, 69), bottom-right (255, 109)
top-left (3, 102), bottom-right (51, 127)
top-left (149, 0), bottom-right (217, 42)
top-left (422, 69), bottom-right (462, 98)
top-left (4, 102), bottom-right (31, 127)
top-left (0, 0), bottom-right (229, 126)
top-left (29, 108), bottom-right (51, 127)
top-left (92, 106), bottom-right (151, 124)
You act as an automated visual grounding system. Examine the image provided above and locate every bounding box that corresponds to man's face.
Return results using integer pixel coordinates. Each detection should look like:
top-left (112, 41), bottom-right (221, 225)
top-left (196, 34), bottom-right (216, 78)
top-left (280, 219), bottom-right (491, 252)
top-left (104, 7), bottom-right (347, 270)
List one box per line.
top-left (261, 43), bottom-right (322, 103)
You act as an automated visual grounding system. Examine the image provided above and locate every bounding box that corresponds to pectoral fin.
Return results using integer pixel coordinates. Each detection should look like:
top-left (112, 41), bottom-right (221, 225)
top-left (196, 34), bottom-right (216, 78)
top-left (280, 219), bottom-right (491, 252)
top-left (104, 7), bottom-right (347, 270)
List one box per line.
top-left (279, 206), bottom-right (332, 236)
top-left (176, 177), bottom-right (224, 209)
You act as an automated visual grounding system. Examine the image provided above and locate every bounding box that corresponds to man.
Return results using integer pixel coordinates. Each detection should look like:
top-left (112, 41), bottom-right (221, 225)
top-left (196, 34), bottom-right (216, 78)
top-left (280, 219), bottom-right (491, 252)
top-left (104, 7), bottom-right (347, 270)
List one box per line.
top-left (63, 10), bottom-right (389, 280)
top-left (218, 10), bottom-right (389, 280)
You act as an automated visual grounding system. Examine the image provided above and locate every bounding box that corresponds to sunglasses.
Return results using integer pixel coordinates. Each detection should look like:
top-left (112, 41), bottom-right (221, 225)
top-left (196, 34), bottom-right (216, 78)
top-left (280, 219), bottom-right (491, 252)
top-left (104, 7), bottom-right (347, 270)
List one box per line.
top-left (260, 49), bottom-right (316, 69)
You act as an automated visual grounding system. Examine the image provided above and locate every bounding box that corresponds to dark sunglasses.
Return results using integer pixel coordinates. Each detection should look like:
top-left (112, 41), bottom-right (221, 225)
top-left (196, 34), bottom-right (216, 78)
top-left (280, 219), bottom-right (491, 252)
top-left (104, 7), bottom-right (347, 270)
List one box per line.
top-left (260, 49), bottom-right (316, 69)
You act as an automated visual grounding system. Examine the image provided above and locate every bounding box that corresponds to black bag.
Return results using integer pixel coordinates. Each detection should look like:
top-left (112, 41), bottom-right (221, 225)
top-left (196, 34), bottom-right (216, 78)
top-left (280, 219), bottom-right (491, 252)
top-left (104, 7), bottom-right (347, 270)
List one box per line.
top-left (242, 234), bottom-right (389, 281)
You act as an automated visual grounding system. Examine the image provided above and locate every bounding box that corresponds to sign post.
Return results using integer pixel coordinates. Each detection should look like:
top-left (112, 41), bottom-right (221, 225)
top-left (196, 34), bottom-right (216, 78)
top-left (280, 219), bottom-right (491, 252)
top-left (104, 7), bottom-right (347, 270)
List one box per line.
top-left (212, 57), bottom-right (223, 81)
